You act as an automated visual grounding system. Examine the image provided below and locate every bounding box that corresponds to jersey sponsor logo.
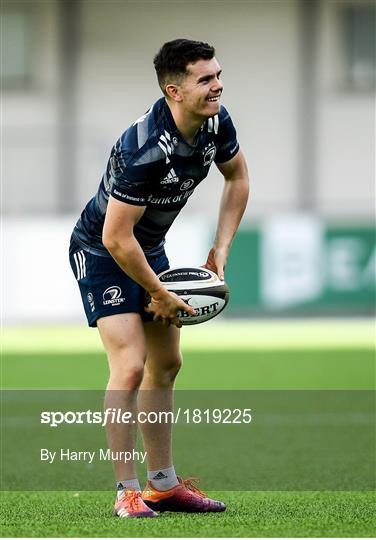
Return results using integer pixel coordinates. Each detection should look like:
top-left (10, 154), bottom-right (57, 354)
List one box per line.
top-left (230, 143), bottom-right (239, 155)
top-left (161, 168), bottom-right (180, 184)
top-left (148, 188), bottom-right (195, 205)
top-left (158, 130), bottom-right (174, 164)
top-left (103, 286), bottom-right (125, 306)
top-left (180, 179), bottom-right (194, 191)
top-left (203, 143), bottom-right (217, 166)
top-left (112, 188), bottom-right (146, 204)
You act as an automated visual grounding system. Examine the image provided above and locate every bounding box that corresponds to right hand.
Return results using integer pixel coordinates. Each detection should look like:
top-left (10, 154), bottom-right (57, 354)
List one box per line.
top-left (145, 287), bottom-right (196, 328)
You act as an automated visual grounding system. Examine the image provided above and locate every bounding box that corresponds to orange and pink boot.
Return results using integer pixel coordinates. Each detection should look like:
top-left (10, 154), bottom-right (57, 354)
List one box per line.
top-left (114, 489), bottom-right (157, 518)
top-left (142, 476), bottom-right (226, 513)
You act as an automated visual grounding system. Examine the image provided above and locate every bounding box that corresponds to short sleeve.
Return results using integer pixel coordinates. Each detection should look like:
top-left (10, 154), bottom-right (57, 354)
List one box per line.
top-left (109, 148), bottom-right (153, 206)
top-left (214, 105), bottom-right (240, 164)
top-left (107, 121), bottom-right (166, 206)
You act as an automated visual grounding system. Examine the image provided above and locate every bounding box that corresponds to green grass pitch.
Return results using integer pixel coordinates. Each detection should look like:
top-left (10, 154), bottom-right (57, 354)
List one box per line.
top-left (1, 321), bottom-right (375, 537)
top-left (2, 491), bottom-right (375, 537)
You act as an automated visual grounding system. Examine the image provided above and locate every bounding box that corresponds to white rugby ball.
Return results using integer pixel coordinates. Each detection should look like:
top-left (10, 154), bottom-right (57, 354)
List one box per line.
top-left (158, 267), bottom-right (230, 325)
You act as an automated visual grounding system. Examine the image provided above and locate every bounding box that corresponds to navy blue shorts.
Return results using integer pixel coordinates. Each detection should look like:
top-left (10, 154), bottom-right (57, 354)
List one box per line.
top-left (69, 238), bottom-right (169, 327)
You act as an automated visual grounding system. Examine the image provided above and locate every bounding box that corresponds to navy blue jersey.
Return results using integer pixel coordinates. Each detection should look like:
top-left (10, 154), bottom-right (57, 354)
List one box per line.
top-left (72, 97), bottom-right (239, 256)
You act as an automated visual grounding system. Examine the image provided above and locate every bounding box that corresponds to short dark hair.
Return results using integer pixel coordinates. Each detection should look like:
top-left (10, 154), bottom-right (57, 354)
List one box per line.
top-left (153, 38), bottom-right (215, 96)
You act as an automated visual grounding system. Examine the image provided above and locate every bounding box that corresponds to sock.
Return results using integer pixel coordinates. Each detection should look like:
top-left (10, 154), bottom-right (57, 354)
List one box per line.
top-left (148, 466), bottom-right (179, 491)
top-left (116, 479), bottom-right (141, 499)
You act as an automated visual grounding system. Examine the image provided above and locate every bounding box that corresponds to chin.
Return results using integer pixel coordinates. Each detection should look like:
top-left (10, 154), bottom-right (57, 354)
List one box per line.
top-left (204, 101), bottom-right (221, 116)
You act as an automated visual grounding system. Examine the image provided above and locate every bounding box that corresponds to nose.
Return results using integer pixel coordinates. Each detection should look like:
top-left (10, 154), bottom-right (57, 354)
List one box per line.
top-left (212, 77), bottom-right (223, 93)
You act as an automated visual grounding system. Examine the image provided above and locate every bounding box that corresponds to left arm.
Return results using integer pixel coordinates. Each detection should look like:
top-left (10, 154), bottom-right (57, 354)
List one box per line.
top-left (203, 149), bottom-right (249, 279)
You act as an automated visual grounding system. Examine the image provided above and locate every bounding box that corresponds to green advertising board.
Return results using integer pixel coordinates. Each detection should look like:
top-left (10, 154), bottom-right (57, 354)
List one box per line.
top-left (225, 219), bottom-right (375, 316)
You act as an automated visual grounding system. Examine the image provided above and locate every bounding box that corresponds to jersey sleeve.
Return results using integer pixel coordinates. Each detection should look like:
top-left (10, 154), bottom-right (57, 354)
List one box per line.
top-left (109, 127), bottom-right (162, 206)
top-left (214, 105), bottom-right (240, 164)
top-left (110, 153), bottom-right (151, 206)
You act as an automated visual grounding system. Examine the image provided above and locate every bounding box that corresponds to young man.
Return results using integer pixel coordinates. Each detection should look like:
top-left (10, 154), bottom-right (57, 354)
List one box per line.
top-left (69, 38), bottom-right (249, 518)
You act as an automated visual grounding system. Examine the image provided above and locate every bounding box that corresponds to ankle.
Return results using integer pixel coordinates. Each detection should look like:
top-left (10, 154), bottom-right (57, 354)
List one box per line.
top-left (116, 479), bottom-right (141, 499)
top-left (148, 466), bottom-right (179, 491)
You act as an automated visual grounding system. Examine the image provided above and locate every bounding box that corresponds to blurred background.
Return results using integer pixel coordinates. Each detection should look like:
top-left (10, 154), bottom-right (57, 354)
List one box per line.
top-left (2, 0), bottom-right (375, 323)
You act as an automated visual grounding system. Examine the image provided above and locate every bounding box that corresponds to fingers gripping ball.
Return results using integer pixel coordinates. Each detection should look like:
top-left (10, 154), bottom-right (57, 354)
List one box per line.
top-left (157, 267), bottom-right (230, 325)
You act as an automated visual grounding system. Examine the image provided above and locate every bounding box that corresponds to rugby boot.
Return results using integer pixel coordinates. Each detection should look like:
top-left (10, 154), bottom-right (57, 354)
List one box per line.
top-left (142, 476), bottom-right (226, 513)
top-left (114, 489), bottom-right (158, 518)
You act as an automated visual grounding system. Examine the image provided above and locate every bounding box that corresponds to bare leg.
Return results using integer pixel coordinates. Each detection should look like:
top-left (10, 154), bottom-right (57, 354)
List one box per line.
top-left (97, 313), bottom-right (146, 481)
top-left (138, 321), bottom-right (182, 471)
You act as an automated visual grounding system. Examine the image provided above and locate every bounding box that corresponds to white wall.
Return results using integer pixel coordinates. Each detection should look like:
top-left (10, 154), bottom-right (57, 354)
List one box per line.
top-left (3, 1), bottom-right (60, 214)
top-left (3, 1), bottom-right (374, 219)
top-left (315, 0), bottom-right (375, 219)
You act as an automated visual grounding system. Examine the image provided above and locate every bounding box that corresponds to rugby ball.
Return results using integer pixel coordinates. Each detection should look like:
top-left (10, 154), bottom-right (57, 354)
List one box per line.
top-left (158, 267), bottom-right (230, 325)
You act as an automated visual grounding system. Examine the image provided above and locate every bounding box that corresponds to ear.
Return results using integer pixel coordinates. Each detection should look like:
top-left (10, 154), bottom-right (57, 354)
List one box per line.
top-left (165, 83), bottom-right (183, 102)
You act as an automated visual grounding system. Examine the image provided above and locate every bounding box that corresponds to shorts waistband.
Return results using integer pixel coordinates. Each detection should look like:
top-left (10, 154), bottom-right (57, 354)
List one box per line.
top-left (70, 233), bottom-right (165, 259)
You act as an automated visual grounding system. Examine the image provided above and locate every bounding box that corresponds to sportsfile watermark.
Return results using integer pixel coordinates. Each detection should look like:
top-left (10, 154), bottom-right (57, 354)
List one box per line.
top-left (2, 390), bottom-right (374, 491)
top-left (40, 407), bottom-right (253, 427)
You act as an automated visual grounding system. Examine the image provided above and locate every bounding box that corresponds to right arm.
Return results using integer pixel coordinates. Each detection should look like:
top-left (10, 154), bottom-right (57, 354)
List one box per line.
top-left (102, 195), bottom-right (195, 326)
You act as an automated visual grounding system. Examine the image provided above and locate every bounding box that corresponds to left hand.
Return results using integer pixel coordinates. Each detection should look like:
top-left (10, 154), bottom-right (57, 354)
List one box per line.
top-left (202, 246), bottom-right (228, 281)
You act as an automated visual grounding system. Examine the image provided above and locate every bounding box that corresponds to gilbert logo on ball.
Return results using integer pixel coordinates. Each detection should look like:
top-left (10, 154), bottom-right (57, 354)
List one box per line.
top-left (158, 267), bottom-right (230, 325)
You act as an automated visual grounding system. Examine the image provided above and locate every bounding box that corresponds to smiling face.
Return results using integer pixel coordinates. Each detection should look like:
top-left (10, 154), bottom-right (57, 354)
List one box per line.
top-left (167, 57), bottom-right (223, 120)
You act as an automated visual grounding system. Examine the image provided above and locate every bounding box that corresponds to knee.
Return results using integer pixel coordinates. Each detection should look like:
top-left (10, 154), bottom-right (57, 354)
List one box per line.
top-left (164, 353), bottom-right (183, 383)
top-left (169, 353), bottom-right (183, 381)
top-left (109, 364), bottom-right (145, 390)
top-left (108, 347), bottom-right (146, 390)
top-left (147, 353), bottom-right (183, 387)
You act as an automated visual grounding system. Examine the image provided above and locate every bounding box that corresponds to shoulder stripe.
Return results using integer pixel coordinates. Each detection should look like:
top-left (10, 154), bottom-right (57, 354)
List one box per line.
top-left (158, 131), bottom-right (173, 164)
top-left (214, 114), bottom-right (219, 134)
top-left (158, 141), bottom-right (171, 164)
top-left (160, 135), bottom-right (172, 151)
top-left (207, 115), bottom-right (219, 134)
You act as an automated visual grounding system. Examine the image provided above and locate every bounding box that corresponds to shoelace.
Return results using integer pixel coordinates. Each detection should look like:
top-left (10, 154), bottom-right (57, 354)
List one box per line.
top-left (180, 477), bottom-right (207, 498)
top-left (122, 490), bottom-right (144, 511)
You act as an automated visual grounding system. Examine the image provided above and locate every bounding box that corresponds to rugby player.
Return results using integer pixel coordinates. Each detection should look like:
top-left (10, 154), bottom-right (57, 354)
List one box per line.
top-left (69, 38), bottom-right (249, 518)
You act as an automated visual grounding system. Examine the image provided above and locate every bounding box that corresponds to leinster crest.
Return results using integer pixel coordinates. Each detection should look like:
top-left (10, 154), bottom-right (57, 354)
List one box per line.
top-left (203, 144), bottom-right (216, 166)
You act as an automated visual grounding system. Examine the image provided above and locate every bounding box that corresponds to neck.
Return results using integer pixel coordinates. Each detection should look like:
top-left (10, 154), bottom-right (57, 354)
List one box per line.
top-left (166, 100), bottom-right (204, 145)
